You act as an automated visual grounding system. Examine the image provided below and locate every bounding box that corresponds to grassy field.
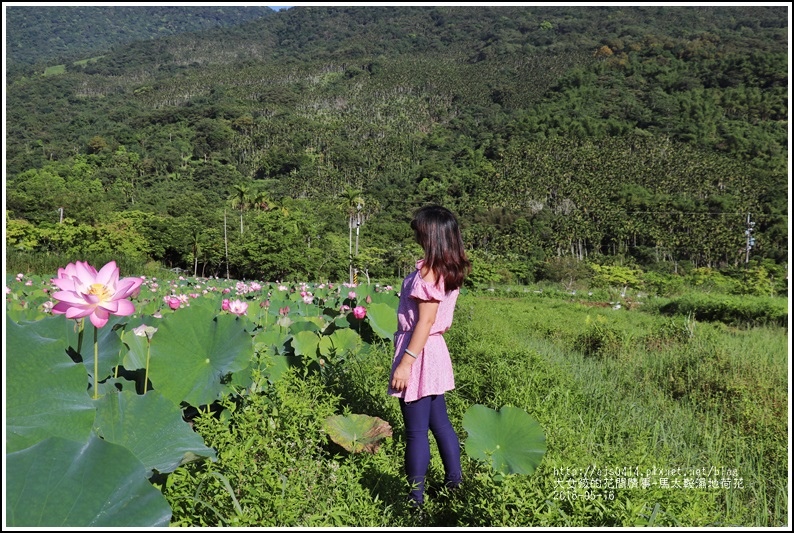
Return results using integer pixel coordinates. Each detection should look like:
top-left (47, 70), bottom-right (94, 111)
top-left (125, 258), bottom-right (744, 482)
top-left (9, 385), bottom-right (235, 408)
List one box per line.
top-left (165, 290), bottom-right (789, 527)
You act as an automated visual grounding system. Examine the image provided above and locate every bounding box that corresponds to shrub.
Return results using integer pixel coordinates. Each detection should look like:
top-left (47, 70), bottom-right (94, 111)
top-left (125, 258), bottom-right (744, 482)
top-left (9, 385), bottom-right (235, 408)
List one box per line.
top-left (659, 292), bottom-right (787, 327)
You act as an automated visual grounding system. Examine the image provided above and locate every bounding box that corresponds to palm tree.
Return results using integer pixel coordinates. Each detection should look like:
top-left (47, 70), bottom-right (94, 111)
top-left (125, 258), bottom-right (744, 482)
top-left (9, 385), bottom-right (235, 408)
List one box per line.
top-left (190, 227), bottom-right (202, 278)
top-left (339, 185), bottom-right (364, 284)
top-left (251, 189), bottom-right (271, 212)
top-left (229, 184), bottom-right (251, 234)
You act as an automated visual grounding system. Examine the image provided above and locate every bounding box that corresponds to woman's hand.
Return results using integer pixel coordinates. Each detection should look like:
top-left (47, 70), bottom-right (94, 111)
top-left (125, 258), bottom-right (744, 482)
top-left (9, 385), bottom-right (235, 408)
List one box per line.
top-left (391, 358), bottom-right (412, 391)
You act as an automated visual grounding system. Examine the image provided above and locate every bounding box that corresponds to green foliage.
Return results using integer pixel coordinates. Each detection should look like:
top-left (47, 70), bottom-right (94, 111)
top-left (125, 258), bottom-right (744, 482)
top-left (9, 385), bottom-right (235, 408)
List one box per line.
top-left (642, 271), bottom-right (685, 297)
top-left (659, 292), bottom-right (787, 327)
top-left (443, 292), bottom-right (787, 526)
top-left (6, 271), bottom-right (788, 526)
top-left (4, 6), bottom-right (787, 282)
top-left (164, 371), bottom-right (398, 526)
top-left (6, 6), bottom-right (276, 67)
top-left (590, 264), bottom-right (644, 291)
top-left (684, 267), bottom-right (740, 293)
top-left (575, 314), bottom-right (629, 359)
top-left (733, 265), bottom-right (775, 296)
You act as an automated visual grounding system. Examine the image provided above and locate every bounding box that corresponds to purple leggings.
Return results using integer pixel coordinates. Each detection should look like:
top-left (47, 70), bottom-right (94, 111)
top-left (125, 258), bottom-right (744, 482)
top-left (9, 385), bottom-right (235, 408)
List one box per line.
top-left (399, 394), bottom-right (462, 504)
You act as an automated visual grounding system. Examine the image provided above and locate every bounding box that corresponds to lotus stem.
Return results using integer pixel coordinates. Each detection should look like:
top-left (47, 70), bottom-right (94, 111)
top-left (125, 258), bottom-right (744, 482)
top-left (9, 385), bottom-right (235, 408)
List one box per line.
top-left (77, 317), bottom-right (85, 356)
top-left (143, 337), bottom-right (151, 394)
top-left (93, 324), bottom-right (99, 400)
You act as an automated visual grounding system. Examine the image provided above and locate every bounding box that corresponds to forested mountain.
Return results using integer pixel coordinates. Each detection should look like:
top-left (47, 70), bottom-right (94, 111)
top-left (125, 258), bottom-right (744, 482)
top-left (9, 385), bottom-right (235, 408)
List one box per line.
top-left (4, 5), bottom-right (789, 285)
top-left (4, 5), bottom-right (276, 71)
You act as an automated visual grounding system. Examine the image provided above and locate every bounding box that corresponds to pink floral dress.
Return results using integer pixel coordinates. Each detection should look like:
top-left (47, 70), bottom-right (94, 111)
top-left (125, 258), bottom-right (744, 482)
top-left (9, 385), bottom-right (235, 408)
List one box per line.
top-left (388, 259), bottom-right (459, 402)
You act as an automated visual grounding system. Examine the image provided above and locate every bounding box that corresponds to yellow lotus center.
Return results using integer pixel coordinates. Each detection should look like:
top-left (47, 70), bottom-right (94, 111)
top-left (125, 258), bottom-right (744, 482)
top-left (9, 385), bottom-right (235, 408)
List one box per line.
top-left (88, 283), bottom-right (113, 302)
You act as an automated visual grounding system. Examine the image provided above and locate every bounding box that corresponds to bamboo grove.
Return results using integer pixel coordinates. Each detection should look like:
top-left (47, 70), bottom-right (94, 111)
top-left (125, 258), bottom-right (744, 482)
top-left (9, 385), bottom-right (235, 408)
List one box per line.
top-left (5, 6), bottom-right (788, 282)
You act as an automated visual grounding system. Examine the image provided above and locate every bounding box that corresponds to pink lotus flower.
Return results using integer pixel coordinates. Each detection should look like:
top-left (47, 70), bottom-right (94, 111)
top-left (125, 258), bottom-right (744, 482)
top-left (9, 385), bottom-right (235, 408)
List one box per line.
top-left (348, 291), bottom-right (357, 300)
top-left (222, 299), bottom-right (231, 311)
top-left (51, 260), bottom-right (143, 328)
top-left (353, 306), bottom-right (367, 319)
top-left (228, 299), bottom-right (248, 316)
top-left (166, 296), bottom-right (181, 310)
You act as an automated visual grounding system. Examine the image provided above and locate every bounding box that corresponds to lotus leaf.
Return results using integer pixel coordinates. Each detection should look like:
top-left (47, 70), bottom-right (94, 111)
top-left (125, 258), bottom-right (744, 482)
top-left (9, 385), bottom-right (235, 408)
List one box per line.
top-left (462, 404), bottom-right (546, 476)
top-left (291, 329), bottom-right (321, 357)
top-left (6, 435), bottom-right (172, 527)
top-left (147, 305), bottom-right (253, 408)
top-left (94, 389), bottom-right (217, 475)
top-left (365, 302), bottom-right (397, 341)
top-left (5, 316), bottom-right (95, 453)
top-left (319, 328), bottom-right (361, 358)
top-left (324, 414), bottom-right (393, 454)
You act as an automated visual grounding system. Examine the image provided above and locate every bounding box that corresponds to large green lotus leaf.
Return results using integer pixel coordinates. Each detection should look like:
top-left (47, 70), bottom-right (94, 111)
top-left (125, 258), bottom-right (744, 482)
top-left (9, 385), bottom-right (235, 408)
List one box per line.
top-left (291, 329), bottom-right (320, 357)
top-left (5, 316), bottom-right (95, 453)
top-left (289, 318), bottom-right (321, 334)
top-left (264, 354), bottom-right (293, 383)
top-left (12, 314), bottom-right (125, 374)
top-left (266, 293), bottom-right (291, 311)
top-left (6, 435), bottom-right (172, 527)
top-left (366, 302), bottom-right (397, 341)
top-left (254, 328), bottom-right (290, 355)
top-left (324, 414), bottom-right (393, 454)
top-left (94, 389), bottom-right (216, 474)
top-left (121, 328), bottom-right (149, 370)
top-left (148, 305), bottom-right (253, 407)
top-left (462, 404), bottom-right (546, 476)
top-left (334, 314), bottom-right (353, 329)
top-left (319, 328), bottom-right (361, 357)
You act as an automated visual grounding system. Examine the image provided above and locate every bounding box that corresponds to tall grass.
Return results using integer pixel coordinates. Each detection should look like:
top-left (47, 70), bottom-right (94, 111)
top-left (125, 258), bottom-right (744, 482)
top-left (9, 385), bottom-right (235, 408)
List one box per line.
top-left (439, 294), bottom-right (788, 526)
top-left (158, 287), bottom-right (787, 526)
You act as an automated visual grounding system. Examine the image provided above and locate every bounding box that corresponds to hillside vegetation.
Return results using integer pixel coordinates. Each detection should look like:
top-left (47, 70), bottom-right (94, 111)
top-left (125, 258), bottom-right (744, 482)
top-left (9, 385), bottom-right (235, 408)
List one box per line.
top-left (5, 5), bottom-right (275, 68)
top-left (4, 6), bottom-right (788, 289)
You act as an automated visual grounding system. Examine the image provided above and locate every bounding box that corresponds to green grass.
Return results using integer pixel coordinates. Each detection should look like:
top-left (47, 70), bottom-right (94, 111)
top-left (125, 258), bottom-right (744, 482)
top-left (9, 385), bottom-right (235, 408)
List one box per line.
top-left (164, 291), bottom-right (788, 526)
top-left (73, 55), bottom-right (104, 66)
top-left (43, 64), bottom-right (65, 76)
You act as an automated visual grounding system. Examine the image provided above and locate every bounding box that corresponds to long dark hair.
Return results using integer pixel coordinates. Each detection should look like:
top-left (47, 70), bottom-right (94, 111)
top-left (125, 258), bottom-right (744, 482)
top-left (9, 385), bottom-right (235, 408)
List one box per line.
top-left (411, 205), bottom-right (471, 292)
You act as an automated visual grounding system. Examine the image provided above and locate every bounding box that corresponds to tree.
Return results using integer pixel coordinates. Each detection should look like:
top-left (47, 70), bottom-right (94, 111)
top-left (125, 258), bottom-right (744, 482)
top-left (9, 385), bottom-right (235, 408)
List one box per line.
top-left (228, 184), bottom-right (251, 234)
top-left (339, 185), bottom-right (365, 284)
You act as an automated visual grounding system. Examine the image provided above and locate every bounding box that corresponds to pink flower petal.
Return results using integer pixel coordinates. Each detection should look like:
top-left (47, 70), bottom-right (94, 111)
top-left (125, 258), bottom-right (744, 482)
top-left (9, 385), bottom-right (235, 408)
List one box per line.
top-left (98, 300), bottom-right (120, 313)
top-left (112, 299), bottom-right (136, 316)
top-left (90, 309), bottom-right (109, 328)
top-left (116, 277), bottom-right (143, 297)
top-left (51, 277), bottom-right (77, 291)
top-left (96, 261), bottom-right (119, 287)
top-left (74, 261), bottom-right (98, 283)
top-left (65, 306), bottom-right (93, 319)
top-left (52, 291), bottom-right (90, 305)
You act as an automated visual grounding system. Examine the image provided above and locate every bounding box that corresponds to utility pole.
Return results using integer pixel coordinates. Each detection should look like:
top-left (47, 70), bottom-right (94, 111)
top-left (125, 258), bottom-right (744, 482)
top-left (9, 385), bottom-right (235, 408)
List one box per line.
top-left (58, 207), bottom-right (63, 224)
top-left (354, 202), bottom-right (362, 285)
top-left (224, 209), bottom-right (230, 279)
top-left (745, 213), bottom-right (755, 264)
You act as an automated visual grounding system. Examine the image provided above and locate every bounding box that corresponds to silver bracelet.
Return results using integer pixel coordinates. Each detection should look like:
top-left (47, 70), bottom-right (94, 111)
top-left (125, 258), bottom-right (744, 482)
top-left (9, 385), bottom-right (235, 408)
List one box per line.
top-left (404, 348), bottom-right (418, 359)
